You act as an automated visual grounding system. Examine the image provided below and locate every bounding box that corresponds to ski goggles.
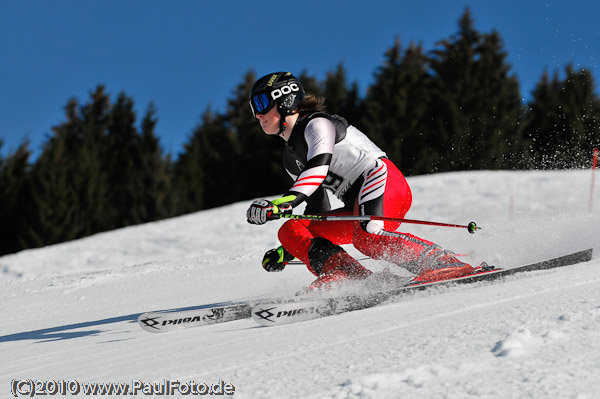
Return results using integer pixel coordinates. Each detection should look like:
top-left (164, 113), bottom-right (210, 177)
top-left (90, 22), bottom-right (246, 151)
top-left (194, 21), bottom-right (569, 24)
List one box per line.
top-left (249, 93), bottom-right (275, 117)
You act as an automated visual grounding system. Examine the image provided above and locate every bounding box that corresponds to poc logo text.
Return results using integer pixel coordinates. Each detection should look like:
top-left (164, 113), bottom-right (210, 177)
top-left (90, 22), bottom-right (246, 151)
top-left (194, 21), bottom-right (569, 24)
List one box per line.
top-left (271, 83), bottom-right (300, 100)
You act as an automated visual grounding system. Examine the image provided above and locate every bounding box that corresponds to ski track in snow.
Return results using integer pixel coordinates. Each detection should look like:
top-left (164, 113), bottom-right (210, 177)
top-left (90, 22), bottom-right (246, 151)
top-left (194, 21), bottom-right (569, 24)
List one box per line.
top-left (1, 170), bottom-right (600, 399)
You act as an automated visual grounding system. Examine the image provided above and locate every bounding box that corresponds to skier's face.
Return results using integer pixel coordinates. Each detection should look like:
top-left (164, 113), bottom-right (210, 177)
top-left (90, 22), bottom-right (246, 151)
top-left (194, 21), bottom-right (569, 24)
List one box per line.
top-left (255, 106), bottom-right (281, 135)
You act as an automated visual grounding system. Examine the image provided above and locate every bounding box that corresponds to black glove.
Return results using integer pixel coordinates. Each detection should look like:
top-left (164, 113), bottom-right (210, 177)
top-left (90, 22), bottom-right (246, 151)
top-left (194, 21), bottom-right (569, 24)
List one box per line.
top-left (262, 246), bottom-right (295, 272)
top-left (246, 199), bottom-right (292, 225)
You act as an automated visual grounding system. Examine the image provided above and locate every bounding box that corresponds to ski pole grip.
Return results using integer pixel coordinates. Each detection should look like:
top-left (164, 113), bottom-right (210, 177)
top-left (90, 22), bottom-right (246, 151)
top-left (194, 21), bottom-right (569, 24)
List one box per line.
top-left (268, 212), bottom-right (282, 220)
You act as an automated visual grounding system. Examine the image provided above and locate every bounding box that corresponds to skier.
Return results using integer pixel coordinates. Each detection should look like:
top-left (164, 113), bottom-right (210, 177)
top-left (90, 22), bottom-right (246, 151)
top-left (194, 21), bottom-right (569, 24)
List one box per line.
top-left (246, 72), bottom-right (478, 290)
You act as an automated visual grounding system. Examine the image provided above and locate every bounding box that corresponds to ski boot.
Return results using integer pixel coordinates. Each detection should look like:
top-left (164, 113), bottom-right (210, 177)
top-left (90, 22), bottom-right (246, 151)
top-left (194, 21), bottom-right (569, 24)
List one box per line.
top-left (411, 249), bottom-right (475, 284)
top-left (302, 238), bottom-right (372, 293)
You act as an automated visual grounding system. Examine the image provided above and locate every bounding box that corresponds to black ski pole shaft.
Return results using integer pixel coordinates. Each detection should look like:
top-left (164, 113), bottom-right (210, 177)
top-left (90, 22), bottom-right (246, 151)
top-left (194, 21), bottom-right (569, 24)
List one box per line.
top-left (275, 213), bottom-right (480, 234)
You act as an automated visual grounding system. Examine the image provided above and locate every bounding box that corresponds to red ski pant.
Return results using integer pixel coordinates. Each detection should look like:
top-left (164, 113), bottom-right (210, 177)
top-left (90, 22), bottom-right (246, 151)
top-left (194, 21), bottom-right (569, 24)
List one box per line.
top-left (278, 158), bottom-right (441, 276)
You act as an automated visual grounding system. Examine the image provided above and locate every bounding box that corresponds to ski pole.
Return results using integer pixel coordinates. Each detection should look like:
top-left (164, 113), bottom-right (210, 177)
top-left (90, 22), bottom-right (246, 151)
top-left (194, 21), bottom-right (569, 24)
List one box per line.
top-left (273, 213), bottom-right (480, 234)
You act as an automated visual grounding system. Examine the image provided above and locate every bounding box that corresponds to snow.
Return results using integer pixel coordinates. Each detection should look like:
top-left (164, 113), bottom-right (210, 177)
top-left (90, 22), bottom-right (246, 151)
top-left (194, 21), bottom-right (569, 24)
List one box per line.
top-left (1, 169), bottom-right (599, 398)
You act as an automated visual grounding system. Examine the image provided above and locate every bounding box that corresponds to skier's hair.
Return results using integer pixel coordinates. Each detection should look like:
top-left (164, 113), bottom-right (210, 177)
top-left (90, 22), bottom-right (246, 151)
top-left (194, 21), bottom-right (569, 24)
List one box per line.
top-left (297, 93), bottom-right (326, 115)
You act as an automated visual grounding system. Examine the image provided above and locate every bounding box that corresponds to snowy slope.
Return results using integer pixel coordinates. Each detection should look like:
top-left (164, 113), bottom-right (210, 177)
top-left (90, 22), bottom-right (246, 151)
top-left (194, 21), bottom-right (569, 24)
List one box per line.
top-left (1, 170), bottom-right (599, 398)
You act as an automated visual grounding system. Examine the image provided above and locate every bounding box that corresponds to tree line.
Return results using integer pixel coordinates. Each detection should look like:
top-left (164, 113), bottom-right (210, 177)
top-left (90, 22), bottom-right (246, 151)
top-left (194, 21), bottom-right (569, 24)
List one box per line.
top-left (1, 9), bottom-right (599, 256)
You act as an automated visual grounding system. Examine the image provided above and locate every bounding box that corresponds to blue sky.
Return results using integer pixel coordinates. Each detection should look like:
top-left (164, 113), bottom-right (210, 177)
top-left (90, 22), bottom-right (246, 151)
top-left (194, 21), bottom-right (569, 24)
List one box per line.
top-left (1, 0), bottom-right (599, 159)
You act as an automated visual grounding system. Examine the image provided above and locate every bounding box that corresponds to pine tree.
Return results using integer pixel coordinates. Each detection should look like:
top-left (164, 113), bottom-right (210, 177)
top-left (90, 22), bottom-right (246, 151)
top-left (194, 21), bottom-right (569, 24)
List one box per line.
top-left (23, 129), bottom-right (82, 248)
top-left (474, 30), bottom-right (526, 167)
top-left (428, 8), bottom-right (524, 171)
top-left (104, 92), bottom-right (168, 226)
top-left (139, 103), bottom-right (172, 221)
top-left (298, 70), bottom-right (323, 98)
top-left (523, 65), bottom-right (600, 167)
top-left (322, 63), bottom-right (362, 121)
top-left (73, 86), bottom-right (113, 235)
top-left (22, 86), bottom-right (119, 248)
top-left (172, 108), bottom-right (231, 213)
top-left (361, 38), bottom-right (433, 175)
top-left (0, 141), bottom-right (31, 255)
top-left (105, 92), bottom-right (140, 226)
top-left (231, 71), bottom-right (289, 201)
